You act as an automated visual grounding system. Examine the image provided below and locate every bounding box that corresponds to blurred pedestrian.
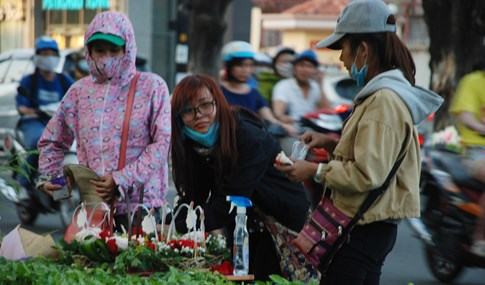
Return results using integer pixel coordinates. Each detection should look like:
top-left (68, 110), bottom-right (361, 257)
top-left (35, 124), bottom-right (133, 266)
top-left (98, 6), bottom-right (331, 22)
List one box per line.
top-left (258, 47), bottom-right (296, 103)
top-left (275, 1), bottom-right (443, 284)
top-left (15, 36), bottom-right (74, 190)
top-left (37, 11), bottom-right (171, 228)
top-left (272, 49), bottom-right (331, 130)
top-left (450, 60), bottom-right (485, 256)
top-left (220, 41), bottom-right (297, 136)
top-left (171, 74), bottom-right (310, 281)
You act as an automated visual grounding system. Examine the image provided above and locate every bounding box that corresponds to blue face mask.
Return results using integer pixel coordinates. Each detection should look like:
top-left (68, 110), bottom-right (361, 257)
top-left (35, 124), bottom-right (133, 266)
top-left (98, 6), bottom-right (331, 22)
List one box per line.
top-left (350, 56), bottom-right (368, 88)
top-left (183, 123), bottom-right (220, 148)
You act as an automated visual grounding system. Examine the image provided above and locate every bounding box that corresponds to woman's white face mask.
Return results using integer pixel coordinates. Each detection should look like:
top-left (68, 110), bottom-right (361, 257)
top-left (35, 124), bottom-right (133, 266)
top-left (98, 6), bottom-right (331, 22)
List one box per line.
top-left (33, 55), bottom-right (60, 72)
top-left (275, 62), bottom-right (293, 78)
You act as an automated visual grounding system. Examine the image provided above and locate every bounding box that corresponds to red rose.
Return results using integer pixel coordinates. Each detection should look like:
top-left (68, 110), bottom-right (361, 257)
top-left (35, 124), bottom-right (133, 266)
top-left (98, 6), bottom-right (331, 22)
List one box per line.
top-left (106, 238), bottom-right (118, 255)
top-left (167, 240), bottom-right (180, 249)
top-left (99, 229), bottom-right (111, 241)
top-left (179, 239), bottom-right (196, 249)
top-left (146, 240), bottom-right (156, 251)
top-left (211, 260), bottom-right (233, 275)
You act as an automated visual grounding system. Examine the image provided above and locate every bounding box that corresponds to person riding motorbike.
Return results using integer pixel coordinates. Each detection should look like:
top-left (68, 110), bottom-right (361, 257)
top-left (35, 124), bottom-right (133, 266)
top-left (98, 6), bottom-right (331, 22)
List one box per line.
top-left (272, 49), bottom-right (331, 131)
top-left (450, 60), bottom-right (485, 256)
top-left (220, 40), bottom-right (297, 136)
top-left (15, 36), bottom-right (74, 190)
top-left (257, 47), bottom-right (296, 103)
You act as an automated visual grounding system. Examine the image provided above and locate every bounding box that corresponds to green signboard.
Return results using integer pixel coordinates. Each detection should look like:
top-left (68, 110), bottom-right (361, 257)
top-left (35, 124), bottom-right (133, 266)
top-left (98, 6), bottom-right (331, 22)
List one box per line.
top-left (86, 0), bottom-right (110, 9)
top-left (42, 0), bottom-right (110, 10)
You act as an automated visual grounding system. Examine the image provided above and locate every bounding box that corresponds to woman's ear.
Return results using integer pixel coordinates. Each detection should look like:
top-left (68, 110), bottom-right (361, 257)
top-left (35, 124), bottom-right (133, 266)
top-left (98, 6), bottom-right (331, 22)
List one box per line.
top-left (359, 42), bottom-right (369, 62)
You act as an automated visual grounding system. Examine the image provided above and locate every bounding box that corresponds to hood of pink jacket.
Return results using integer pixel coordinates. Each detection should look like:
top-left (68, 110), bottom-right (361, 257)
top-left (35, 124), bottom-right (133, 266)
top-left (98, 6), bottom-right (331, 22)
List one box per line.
top-left (84, 11), bottom-right (137, 86)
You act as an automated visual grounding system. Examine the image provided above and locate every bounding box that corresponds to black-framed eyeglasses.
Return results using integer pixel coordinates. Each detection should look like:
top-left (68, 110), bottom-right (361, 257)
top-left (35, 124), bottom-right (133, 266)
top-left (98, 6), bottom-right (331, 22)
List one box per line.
top-left (180, 100), bottom-right (216, 121)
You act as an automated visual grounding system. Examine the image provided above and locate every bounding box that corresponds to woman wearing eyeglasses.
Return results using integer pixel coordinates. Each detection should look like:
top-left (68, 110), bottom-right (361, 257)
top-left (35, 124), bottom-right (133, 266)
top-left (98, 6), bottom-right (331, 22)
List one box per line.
top-left (170, 74), bottom-right (311, 281)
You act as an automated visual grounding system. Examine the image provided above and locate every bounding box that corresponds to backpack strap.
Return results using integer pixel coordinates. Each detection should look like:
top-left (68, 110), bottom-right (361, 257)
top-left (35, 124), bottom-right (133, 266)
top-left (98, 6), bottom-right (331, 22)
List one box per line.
top-left (57, 73), bottom-right (70, 94)
top-left (28, 72), bottom-right (39, 108)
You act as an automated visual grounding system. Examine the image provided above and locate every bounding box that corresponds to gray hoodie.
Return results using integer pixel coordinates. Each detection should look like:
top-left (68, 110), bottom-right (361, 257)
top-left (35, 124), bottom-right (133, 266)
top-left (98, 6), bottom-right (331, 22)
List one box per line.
top-left (354, 69), bottom-right (444, 124)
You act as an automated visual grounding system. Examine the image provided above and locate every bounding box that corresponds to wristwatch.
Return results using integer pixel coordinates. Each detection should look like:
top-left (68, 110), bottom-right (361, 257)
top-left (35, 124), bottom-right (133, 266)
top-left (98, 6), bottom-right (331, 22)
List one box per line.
top-left (313, 163), bottom-right (325, 184)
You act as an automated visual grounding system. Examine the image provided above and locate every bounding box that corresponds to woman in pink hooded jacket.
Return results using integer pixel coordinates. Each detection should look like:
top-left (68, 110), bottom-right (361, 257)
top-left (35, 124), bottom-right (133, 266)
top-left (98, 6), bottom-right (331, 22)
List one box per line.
top-left (37, 11), bottom-right (171, 221)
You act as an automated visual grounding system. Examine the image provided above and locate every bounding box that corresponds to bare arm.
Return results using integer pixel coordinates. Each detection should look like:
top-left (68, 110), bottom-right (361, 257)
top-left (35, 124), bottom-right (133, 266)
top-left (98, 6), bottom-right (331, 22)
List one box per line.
top-left (457, 112), bottom-right (485, 135)
top-left (259, 106), bottom-right (298, 136)
top-left (300, 130), bottom-right (339, 152)
top-left (318, 88), bottom-right (332, 109)
top-left (272, 100), bottom-right (294, 124)
top-left (258, 106), bottom-right (279, 124)
top-left (17, 106), bottom-right (38, 116)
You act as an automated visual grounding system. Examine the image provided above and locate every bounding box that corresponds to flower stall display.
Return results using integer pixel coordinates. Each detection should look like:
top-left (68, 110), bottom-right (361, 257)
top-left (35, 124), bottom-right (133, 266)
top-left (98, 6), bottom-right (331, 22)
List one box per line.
top-left (57, 200), bottom-right (231, 275)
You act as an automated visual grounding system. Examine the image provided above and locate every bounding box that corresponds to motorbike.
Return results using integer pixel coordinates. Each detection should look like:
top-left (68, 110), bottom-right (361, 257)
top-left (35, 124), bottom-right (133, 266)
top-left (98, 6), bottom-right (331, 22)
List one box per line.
top-left (1, 87), bottom-right (79, 227)
top-left (300, 104), bottom-right (352, 135)
top-left (408, 143), bottom-right (485, 282)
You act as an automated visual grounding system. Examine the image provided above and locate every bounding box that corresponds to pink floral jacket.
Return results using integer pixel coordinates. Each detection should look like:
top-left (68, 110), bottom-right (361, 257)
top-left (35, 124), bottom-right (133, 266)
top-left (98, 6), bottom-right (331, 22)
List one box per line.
top-left (38, 11), bottom-right (171, 214)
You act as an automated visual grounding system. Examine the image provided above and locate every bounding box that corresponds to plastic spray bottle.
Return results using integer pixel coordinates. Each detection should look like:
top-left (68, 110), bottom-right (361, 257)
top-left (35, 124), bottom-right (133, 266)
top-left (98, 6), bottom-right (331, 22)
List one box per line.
top-left (227, 195), bottom-right (252, 276)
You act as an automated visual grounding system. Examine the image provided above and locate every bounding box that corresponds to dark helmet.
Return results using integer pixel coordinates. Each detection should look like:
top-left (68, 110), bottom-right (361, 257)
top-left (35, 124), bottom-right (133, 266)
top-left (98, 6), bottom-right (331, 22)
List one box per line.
top-left (293, 49), bottom-right (319, 67)
top-left (35, 36), bottom-right (59, 54)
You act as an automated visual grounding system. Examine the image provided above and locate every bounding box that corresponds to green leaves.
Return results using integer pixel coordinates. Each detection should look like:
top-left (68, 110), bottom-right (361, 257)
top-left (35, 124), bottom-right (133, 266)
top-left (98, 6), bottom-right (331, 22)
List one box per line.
top-left (114, 245), bottom-right (168, 273)
top-left (256, 275), bottom-right (319, 285)
top-left (0, 257), bottom-right (318, 284)
top-left (0, 257), bottom-right (233, 284)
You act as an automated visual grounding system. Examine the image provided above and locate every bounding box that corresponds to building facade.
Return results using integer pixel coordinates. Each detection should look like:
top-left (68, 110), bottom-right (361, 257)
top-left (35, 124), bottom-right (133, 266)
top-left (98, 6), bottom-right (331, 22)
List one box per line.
top-left (0, 0), bottom-right (181, 88)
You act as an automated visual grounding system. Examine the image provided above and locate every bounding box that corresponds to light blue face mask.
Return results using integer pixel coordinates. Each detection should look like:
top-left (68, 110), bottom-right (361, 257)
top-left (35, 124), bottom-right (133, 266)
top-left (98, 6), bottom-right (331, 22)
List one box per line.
top-left (183, 123), bottom-right (220, 148)
top-left (350, 55), bottom-right (368, 88)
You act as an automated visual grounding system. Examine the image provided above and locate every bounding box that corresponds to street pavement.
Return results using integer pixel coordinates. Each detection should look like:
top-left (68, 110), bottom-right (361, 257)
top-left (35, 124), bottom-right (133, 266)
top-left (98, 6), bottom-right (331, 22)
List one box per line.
top-left (1, 186), bottom-right (484, 284)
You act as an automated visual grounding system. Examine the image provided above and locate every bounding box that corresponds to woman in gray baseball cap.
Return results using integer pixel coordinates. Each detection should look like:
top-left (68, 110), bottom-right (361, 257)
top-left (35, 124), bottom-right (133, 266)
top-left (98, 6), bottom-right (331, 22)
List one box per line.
top-left (275, 0), bottom-right (443, 284)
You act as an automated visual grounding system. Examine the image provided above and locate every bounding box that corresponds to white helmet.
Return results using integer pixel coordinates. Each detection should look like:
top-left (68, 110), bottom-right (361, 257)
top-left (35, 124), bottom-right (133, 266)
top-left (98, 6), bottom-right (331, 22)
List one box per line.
top-left (221, 41), bottom-right (255, 62)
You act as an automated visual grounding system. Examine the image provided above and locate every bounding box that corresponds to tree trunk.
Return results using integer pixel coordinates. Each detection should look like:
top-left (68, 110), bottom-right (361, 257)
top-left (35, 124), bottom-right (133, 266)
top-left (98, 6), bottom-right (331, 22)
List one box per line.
top-left (422, 0), bottom-right (485, 130)
top-left (187, 0), bottom-right (232, 79)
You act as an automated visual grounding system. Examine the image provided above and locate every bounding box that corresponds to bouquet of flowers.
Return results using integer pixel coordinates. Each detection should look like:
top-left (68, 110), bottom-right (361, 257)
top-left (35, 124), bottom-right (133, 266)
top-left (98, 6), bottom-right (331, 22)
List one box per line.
top-left (430, 126), bottom-right (464, 153)
top-left (57, 201), bottom-right (231, 275)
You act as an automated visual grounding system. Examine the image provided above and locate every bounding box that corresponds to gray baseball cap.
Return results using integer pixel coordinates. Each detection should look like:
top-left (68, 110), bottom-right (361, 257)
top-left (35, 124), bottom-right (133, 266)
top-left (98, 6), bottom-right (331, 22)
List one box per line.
top-left (317, 0), bottom-right (396, 49)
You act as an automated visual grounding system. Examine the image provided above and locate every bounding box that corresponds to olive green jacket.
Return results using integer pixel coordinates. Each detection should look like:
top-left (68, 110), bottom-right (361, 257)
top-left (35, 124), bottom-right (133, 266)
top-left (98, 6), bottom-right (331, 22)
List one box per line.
top-left (257, 71), bottom-right (280, 103)
top-left (320, 89), bottom-right (420, 224)
top-left (317, 69), bottom-right (443, 224)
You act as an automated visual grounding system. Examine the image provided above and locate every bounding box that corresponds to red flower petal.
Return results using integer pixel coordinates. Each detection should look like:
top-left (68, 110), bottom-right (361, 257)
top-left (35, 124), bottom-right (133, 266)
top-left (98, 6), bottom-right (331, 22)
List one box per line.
top-left (106, 239), bottom-right (118, 255)
top-left (99, 229), bottom-right (111, 241)
top-left (146, 240), bottom-right (156, 251)
top-left (211, 260), bottom-right (233, 275)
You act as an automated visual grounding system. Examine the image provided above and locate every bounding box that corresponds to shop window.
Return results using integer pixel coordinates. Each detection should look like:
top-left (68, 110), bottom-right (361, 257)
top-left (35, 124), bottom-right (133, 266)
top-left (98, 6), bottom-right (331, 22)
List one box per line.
top-left (67, 10), bottom-right (80, 24)
top-left (83, 9), bottom-right (96, 24)
top-left (49, 10), bottom-right (63, 25)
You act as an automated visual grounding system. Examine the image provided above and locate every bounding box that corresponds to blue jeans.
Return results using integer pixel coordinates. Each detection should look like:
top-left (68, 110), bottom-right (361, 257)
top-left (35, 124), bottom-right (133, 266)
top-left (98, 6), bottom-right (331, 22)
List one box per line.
top-left (19, 118), bottom-right (45, 150)
top-left (17, 118), bottom-right (46, 188)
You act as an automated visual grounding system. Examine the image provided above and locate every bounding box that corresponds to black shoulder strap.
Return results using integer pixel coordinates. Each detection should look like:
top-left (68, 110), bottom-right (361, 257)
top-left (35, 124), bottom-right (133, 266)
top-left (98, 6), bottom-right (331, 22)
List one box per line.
top-left (352, 131), bottom-right (411, 223)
